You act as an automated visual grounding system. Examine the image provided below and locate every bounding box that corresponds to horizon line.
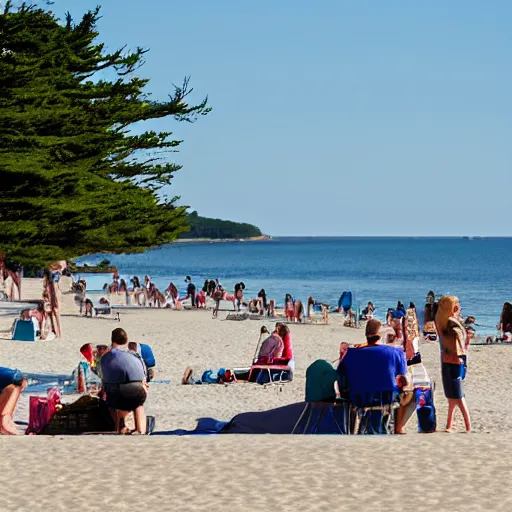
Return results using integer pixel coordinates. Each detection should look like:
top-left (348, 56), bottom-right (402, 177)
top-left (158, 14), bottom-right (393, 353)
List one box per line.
top-left (267, 235), bottom-right (511, 239)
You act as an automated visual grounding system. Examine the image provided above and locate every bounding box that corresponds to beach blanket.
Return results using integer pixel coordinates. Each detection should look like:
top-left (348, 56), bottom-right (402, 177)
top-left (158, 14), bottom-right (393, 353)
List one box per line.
top-left (156, 402), bottom-right (348, 435)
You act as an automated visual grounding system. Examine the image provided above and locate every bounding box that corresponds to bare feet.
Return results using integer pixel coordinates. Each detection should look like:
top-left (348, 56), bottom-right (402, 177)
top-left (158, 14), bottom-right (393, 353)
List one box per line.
top-left (1, 414), bottom-right (19, 435)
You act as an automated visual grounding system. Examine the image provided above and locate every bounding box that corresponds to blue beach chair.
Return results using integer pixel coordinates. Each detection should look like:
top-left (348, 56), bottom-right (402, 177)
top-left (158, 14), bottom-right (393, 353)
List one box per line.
top-left (12, 319), bottom-right (36, 342)
top-left (338, 348), bottom-right (402, 435)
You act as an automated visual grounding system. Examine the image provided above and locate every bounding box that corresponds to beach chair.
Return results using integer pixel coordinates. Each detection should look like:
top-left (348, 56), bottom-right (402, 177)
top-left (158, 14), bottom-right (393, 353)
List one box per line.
top-left (247, 363), bottom-right (292, 384)
top-left (338, 350), bottom-right (401, 435)
top-left (291, 360), bottom-right (350, 434)
top-left (12, 319), bottom-right (37, 342)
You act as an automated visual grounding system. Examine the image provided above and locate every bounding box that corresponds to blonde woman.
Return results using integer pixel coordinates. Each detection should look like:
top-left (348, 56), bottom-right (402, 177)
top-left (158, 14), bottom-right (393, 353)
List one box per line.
top-left (435, 296), bottom-right (471, 432)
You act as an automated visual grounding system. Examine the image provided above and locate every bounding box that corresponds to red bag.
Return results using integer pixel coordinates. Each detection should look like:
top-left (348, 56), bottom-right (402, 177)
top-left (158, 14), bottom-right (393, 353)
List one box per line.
top-left (26, 388), bottom-right (61, 435)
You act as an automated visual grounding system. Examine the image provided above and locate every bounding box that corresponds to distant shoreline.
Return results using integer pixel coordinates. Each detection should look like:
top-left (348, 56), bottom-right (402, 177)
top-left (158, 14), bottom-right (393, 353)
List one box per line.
top-left (174, 235), bottom-right (272, 245)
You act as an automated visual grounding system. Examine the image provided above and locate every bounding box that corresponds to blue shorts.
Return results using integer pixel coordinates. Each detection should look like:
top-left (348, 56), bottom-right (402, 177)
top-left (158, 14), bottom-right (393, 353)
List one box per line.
top-left (441, 359), bottom-right (466, 399)
top-left (0, 367), bottom-right (23, 392)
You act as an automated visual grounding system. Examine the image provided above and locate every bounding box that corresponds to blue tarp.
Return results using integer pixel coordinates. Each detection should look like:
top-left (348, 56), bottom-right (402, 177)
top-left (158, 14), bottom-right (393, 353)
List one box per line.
top-left (155, 402), bottom-right (350, 436)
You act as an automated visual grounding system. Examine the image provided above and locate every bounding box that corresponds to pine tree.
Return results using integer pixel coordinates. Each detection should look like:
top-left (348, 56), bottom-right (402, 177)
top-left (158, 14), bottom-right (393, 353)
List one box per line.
top-left (0, 3), bottom-right (210, 271)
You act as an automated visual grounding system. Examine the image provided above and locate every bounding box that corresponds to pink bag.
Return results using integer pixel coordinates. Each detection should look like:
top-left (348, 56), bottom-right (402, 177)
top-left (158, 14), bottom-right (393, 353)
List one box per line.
top-left (26, 388), bottom-right (61, 435)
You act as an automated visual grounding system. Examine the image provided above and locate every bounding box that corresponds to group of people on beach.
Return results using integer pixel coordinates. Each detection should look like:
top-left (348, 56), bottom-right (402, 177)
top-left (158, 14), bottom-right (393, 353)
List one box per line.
top-left (0, 285), bottom-right (491, 435)
top-left (2, 255), bottom-right (509, 436)
top-left (330, 293), bottom-right (471, 434)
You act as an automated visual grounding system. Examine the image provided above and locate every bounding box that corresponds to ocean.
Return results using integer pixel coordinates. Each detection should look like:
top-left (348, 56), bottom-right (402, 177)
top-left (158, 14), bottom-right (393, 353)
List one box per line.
top-left (77, 237), bottom-right (512, 334)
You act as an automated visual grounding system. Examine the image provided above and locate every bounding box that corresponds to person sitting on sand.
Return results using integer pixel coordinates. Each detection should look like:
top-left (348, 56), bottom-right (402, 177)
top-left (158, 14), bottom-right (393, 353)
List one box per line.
top-left (257, 289), bottom-right (267, 315)
top-left (361, 302), bottom-right (375, 320)
top-left (234, 282), bottom-right (245, 311)
top-left (0, 366), bottom-right (27, 435)
top-left (100, 328), bottom-right (148, 434)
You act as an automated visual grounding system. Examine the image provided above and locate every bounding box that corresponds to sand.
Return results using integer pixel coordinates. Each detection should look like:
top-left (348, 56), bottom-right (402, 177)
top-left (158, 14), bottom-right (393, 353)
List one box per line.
top-left (0, 278), bottom-right (510, 511)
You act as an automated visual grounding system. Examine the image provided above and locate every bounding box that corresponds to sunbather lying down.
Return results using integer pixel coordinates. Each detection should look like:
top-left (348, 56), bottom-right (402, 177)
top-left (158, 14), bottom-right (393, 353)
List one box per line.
top-left (182, 367), bottom-right (235, 385)
top-left (181, 365), bottom-right (292, 385)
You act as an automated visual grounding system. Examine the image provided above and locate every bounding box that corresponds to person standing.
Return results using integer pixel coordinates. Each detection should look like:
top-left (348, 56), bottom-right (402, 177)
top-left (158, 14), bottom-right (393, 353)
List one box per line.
top-left (43, 268), bottom-right (61, 338)
top-left (435, 295), bottom-right (471, 433)
top-left (185, 276), bottom-right (196, 307)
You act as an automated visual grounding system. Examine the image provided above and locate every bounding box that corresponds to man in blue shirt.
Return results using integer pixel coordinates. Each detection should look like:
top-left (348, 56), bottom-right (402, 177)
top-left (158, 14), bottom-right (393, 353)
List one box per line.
top-left (339, 319), bottom-right (408, 407)
top-left (101, 328), bottom-right (147, 434)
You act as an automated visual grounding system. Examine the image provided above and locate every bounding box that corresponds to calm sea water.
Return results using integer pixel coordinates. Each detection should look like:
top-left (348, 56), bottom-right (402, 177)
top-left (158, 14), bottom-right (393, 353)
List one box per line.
top-left (78, 237), bottom-right (512, 334)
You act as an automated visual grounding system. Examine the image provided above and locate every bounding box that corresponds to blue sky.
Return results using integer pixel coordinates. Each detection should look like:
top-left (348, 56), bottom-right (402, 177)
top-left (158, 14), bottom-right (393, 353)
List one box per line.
top-left (57, 0), bottom-right (511, 236)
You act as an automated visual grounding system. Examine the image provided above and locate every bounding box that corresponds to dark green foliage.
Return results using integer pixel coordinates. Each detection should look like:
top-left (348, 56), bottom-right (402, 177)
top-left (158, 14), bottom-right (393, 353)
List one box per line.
top-left (0, 3), bottom-right (210, 271)
top-left (182, 211), bottom-right (262, 239)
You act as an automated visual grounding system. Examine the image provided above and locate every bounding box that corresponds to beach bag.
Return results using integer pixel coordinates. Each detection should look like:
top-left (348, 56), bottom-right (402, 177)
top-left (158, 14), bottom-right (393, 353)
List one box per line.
top-left (41, 395), bottom-right (115, 435)
top-left (415, 386), bottom-right (436, 433)
top-left (26, 388), bottom-right (62, 435)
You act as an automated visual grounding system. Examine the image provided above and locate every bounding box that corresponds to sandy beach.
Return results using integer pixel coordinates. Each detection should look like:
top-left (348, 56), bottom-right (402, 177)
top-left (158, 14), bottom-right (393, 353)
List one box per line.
top-left (0, 279), bottom-right (510, 511)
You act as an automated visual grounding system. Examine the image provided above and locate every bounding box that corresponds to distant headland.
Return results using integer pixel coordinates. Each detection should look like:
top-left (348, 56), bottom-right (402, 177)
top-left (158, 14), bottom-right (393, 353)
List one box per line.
top-left (178, 211), bottom-right (268, 242)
